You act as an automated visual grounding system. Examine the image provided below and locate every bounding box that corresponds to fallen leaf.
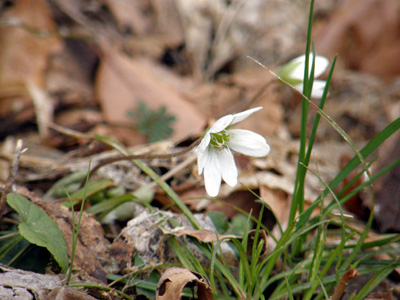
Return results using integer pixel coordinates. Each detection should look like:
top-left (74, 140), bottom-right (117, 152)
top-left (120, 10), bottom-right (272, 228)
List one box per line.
top-left (110, 207), bottom-right (237, 271)
top-left (41, 286), bottom-right (98, 300)
top-left (362, 132), bottom-right (400, 233)
top-left (314, 0), bottom-right (400, 81)
top-left (0, 265), bottom-right (62, 298)
top-left (366, 290), bottom-right (394, 300)
top-left (95, 45), bottom-right (205, 145)
top-left (6, 193), bottom-right (69, 273)
top-left (0, 0), bottom-right (60, 123)
top-left (158, 227), bottom-right (239, 243)
top-left (156, 267), bottom-right (213, 300)
top-left (29, 193), bottom-right (111, 282)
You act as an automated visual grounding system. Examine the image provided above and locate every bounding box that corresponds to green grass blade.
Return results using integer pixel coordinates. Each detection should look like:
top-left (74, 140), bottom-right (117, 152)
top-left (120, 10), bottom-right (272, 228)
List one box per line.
top-left (95, 135), bottom-right (202, 229)
top-left (352, 261), bottom-right (398, 300)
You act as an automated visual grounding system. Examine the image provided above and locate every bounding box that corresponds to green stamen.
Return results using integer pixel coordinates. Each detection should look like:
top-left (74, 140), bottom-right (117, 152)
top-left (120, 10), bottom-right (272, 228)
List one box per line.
top-left (210, 131), bottom-right (230, 150)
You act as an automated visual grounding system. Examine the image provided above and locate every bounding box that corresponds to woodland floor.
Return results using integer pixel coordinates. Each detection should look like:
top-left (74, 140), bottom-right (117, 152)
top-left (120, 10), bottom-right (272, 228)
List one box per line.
top-left (0, 0), bottom-right (400, 299)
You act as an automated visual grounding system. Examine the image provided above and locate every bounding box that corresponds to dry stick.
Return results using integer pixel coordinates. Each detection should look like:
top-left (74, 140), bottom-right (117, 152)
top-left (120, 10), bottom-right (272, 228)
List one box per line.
top-left (242, 79), bottom-right (276, 111)
top-left (47, 122), bottom-right (202, 187)
top-left (47, 122), bottom-right (93, 140)
top-left (84, 139), bottom-right (200, 187)
top-left (0, 140), bottom-right (26, 217)
top-left (330, 269), bottom-right (359, 300)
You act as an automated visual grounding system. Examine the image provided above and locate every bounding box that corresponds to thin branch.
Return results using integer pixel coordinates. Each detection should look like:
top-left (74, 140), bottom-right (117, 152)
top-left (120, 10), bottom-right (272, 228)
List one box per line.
top-left (330, 269), bottom-right (358, 300)
top-left (0, 140), bottom-right (27, 217)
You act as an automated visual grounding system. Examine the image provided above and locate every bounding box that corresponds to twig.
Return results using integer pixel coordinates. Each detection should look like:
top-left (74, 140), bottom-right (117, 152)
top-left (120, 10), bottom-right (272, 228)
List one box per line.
top-left (150, 152), bottom-right (197, 189)
top-left (47, 122), bottom-right (93, 140)
top-left (82, 139), bottom-right (200, 187)
top-left (243, 80), bottom-right (276, 111)
top-left (46, 121), bottom-right (201, 188)
top-left (330, 269), bottom-right (358, 300)
top-left (0, 140), bottom-right (27, 217)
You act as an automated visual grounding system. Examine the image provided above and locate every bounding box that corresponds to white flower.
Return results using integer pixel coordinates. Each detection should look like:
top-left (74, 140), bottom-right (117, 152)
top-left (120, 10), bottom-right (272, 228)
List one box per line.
top-left (277, 54), bottom-right (329, 99)
top-left (197, 107), bottom-right (270, 197)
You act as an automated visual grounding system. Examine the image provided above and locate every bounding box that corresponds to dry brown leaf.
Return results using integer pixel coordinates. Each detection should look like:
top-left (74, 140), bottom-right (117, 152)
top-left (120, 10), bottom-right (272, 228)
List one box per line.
top-left (289, 71), bottom-right (392, 142)
top-left (366, 290), bottom-right (394, 300)
top-left (156, 267), bottom-right (213, 300)
top-left (104, 0), bottom-right (183, 46)
top-left (18, 189), bottom-right (111, 282)
top-left (362, 132), bottom-right (400, 233)
top-left (42, 205), bottom-right (110, 282)
top-left (314, 0), bottom-right (400, 81)
top-left (0, 0), bottom-right (60, 123)
top-left (110, 207), bottom-right (238, 271)
top-left (95, 45), bottom-right (205, 145)
top-left (41, 286), bottom-right (98, 300)
top-left (260, 186), bottom-right (290, 230)
top-left (104, 0), bottom-right (154, 35)
top-left (0, 265), bottom-right (62, 298)
top-left (175, 0), bottom-right (300, 78)
top-left (158, 227), bottom-right (239, 243)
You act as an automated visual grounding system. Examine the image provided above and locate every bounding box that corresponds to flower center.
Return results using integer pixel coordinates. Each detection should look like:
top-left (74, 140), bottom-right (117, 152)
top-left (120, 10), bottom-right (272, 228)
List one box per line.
top-left (209, 130), bottom-right (230, 150)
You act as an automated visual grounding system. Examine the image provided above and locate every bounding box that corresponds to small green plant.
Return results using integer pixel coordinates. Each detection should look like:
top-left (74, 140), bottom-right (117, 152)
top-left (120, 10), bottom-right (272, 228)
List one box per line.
top-left (127, 101), bottom-right (176, 143)
top-left (5, 193), bottom-right (69, 273)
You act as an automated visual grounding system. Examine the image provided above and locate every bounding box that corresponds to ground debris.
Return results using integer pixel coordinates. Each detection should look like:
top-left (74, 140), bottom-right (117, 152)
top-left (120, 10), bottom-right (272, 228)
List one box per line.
top-left (0, 265), bottom-right (62, 299)
top-left (110, 206), bottom-right (237, 273)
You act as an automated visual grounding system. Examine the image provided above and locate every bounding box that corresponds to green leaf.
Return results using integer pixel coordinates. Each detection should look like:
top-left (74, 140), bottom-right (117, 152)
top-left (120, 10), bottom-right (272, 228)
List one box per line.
top-left (207, 211), bottom-right (229, 234)
top-left (69, 179), bottom-right (115, 199)
top-left (127, 101), bottom-right (176, 142)
top-left (276, 60), bottom-right (303, 85)
top-left (6, 193), bottom-right (69, 272)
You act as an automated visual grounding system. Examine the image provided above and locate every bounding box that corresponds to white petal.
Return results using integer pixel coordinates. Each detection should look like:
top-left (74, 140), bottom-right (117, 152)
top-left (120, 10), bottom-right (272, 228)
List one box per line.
top-left (218, 148), bottom-right (238, 187)
top-left (313, 56), bottom-right (329, 78)
top-left (289, 54), bottom-right (307, 64)
top-left (231, 107), bottom-right (263, 125)
top-left (288, 55), bottom-right (307, 80)
top-left (228, 129), bottom-right (270, 157)
top-left (209, 115), bottom-right (234, 133)
top-left (311, 80), bottom-right (327, 99)
top-left (197, 149), bottom-right (207, 175)
top-left (203, 149), bottom-right (222, 197)
top-left (294, 83), bottom-right (304, 94)
top-left (197, 133), bottom-right (211, 175)
top-left (197, 133), bottom-right (211, 156)
top-left (294, 80), bottom-right (327, 99)
top-left (289, 54), bottom-right (329, 80)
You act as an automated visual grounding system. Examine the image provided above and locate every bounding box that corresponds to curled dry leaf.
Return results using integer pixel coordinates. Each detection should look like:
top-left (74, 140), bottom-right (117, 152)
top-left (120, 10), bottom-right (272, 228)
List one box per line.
top-left (0, 265), bottom-right (62, 299)
top-left (41, 286), bottom-right (98, 300)
top-left (158, 227), bottom-right (239, 243)
top-left (110, 207), bottom-right (237, 272)
top-left (156, 267), bottom-right (213, 300)
top-left (29, 192), bottom-right (110, 282)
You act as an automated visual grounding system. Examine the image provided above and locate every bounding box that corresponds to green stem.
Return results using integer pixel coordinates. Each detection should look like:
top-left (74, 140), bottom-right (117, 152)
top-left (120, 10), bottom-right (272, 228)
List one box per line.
top-left (94, 135), bottom-right (202, 230)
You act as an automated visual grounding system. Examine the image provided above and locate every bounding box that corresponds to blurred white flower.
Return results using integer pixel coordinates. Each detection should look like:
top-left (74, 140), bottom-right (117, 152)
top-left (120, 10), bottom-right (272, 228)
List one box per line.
top-left (277, 54), bottom-right (329, 99)
top-left (197, 107), bottom-right (270, 197)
